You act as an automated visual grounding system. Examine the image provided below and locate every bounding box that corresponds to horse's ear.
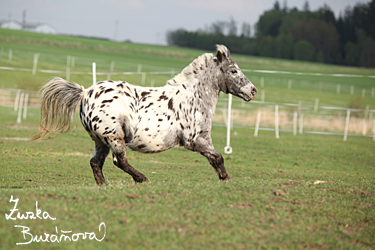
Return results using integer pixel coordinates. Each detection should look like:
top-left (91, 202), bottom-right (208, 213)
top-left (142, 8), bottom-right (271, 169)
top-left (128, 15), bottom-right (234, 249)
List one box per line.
top-left (216, 44), bottom-right (230, 63)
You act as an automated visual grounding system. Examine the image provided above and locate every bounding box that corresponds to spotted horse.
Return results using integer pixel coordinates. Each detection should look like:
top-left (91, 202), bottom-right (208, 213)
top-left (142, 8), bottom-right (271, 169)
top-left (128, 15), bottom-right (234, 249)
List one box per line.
top-left (33, 45), bottom-right (257, 184)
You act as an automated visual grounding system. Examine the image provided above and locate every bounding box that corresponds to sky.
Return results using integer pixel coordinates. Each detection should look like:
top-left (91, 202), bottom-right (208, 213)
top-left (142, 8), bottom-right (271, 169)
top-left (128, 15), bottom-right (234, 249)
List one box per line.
top-left (0, 0), bottom-right (370, 45)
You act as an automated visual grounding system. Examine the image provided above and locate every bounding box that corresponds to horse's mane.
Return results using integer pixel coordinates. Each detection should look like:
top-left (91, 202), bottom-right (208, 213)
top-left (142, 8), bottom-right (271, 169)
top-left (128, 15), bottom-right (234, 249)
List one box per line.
top-left (166, 53), bottom-right (214, 86)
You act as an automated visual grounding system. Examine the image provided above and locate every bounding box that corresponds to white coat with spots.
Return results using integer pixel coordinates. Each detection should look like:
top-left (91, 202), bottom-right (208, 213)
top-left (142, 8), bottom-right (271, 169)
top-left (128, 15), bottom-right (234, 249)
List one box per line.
top-left (33, 45), bottom-right (257, 184)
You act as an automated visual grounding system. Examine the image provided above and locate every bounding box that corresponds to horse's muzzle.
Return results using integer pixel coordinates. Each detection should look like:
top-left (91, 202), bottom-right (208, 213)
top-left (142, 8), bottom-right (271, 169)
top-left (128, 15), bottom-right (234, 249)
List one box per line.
top-left (239, 84), bottom-right (257, 101)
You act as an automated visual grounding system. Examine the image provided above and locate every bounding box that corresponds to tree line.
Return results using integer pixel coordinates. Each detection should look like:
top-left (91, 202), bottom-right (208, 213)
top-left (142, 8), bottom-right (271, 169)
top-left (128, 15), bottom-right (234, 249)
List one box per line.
top-left (166, 0), bottom-right (375, 68)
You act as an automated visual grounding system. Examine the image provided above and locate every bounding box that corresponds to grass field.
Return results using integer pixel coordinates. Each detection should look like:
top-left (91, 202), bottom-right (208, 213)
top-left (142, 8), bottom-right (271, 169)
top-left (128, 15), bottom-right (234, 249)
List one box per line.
top-left (1, 29), bottom-right (375, 249)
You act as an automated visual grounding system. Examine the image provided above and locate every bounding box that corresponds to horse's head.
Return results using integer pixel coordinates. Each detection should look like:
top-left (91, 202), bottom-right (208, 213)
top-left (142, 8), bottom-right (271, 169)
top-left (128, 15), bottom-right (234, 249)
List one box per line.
top-left (215, 45), bottom-right (257, 101)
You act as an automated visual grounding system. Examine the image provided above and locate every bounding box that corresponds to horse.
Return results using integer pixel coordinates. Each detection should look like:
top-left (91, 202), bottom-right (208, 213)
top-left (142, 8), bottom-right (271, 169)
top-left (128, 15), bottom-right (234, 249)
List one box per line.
top-left (33, 45), bottom-right (257, 184)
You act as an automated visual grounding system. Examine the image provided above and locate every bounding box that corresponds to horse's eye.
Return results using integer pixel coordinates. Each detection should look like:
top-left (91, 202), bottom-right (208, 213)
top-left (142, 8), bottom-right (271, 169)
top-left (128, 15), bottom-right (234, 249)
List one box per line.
top-left (231, 70), bottom-right (237, 74)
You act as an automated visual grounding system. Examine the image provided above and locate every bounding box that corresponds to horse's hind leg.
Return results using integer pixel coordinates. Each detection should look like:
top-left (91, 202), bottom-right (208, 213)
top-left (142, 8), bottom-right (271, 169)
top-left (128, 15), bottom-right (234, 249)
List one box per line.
top-left (90, 140), bottom-right (110, 185)
top-left (110, 139), bottom-right (150, 183)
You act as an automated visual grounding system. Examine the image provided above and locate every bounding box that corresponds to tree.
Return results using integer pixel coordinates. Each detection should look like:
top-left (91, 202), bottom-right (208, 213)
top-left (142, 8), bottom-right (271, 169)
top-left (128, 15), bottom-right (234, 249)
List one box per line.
top-left (228, 17), bottom-right (238, 36)
top-left (293, 40), bottom-right (315, 61)
top-left (241, 22), bottom-right (251, 38)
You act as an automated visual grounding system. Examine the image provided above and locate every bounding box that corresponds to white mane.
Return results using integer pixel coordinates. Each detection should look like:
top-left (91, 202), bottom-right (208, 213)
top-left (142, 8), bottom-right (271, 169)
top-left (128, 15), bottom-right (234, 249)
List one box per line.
top-left (167, 53), bottom-right (214, 86)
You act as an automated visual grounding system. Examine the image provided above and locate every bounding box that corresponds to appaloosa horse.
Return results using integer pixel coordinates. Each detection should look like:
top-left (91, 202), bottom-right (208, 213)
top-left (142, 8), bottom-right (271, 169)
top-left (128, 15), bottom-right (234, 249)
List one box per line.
top-left (33, 45), bottom-right (257, 184)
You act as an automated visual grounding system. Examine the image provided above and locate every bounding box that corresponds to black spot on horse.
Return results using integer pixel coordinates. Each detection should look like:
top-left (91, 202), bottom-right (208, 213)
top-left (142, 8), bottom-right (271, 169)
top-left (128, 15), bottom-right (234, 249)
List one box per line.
top-left (141, 91), bottom-right (151, 97)
top-left (116, 83), bottom-right (124, 88)
top-left (102, 99), bottom-right (113, 104)
top-left (88, 89), bottom-right (94, 98)
top-left (95, 90), bottom-right (104, 99)
top-left (104, 88), bottom-right (114, 94)
top-left (158, 118), bottom-right (163, 122)
top-left (168, 98), bottom-right (174, 111)
top-left (180, 123), bottom-right (184, 130)
top-left (145, 102), bottom-right (154, 109)
top-left (92, 116), bottom-right (100, 122)
top-left (137, 144), bottom-right (147, 149)
top-left (157, 95), bottom-right (168, 101)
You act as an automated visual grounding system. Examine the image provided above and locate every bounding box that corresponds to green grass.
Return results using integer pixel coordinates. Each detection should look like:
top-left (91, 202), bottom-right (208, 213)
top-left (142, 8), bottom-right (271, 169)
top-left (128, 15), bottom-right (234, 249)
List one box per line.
top-left (0, 29), bottom-right (375, 249)
top-left (0, 105), bottom-right (374, 249)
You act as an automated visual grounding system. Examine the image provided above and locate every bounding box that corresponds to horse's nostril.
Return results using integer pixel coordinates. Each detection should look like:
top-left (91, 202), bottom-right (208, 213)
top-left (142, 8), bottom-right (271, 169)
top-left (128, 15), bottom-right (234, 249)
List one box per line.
top-left (252, 87), bottom-right (258, 94)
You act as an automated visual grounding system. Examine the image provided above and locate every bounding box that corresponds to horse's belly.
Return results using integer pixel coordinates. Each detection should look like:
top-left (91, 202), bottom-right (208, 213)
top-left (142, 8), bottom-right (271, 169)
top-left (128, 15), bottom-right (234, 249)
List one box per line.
top-left (127, 129), bottom-right (178, 153)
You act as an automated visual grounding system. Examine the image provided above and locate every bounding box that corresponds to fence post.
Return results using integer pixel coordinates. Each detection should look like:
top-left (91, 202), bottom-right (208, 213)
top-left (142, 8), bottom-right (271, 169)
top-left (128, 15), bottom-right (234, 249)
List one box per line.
top-left (14, 89), bottom-right (21, 111)
top-left (314, 98), bottom-right (319, 113)
top-left (343, 109), bottom-right (351, 141)
top-left (350, 85), bottom-right (354, 95)
top-left (9, 49), bottom-right (12, 61)
top-left (107, 61), bottom-right (115, 80)
top-left (261, 90), bottom-right (265, 102)
top-left (299, 114), bottom-right (304, 134)
top-left (362, 105), bottom-right (369, 136)
top-left (275, 105), bottom-right (279, 139)
top-left (288, 79), bottom-right (292, 90)
top-left (32, 53), bottom-right (39, 75)
top-left (224, 94), bottom-right (233, 154)
top-left (23, 93), bottom-right (29, 119)
top-left (141, 73), bottom-right (146, 85)
top-left (16, 92), bottom-right (24, 124)
top-left (260, 77), bottom-right (264, 88)
top-left (372, 87), bottom-right (374, 98)
top-left (137, 64), bottom-right (142, 73)
top-left (362, 89), bottom-right (366, 97)
top-left (336, 84), bottom-right (340, 94)
top-left (92, 62), bottom-right (96, 85)
top-left (293, 111), bottom-right (297, 136)
top-left (254, 110), bottom-right (261, 137)
top-left (373, 118), bottom-right (375, 142)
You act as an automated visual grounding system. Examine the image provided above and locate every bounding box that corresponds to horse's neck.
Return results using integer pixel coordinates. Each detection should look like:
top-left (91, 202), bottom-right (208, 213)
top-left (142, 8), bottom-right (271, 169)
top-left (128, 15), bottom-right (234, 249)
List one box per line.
top-left (170, 55), bottom-right (222, 109)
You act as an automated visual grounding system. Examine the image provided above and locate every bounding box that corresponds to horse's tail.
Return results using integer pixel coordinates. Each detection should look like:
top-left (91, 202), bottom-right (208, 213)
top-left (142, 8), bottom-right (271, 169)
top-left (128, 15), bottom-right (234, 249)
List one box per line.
top-left (32, 77), bottom-right (86, 140)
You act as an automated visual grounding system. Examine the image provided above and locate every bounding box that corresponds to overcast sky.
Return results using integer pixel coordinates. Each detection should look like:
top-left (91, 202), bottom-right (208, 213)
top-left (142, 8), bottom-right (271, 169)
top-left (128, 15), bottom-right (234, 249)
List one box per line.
top-left (0, 0), bottom-right (370, 45)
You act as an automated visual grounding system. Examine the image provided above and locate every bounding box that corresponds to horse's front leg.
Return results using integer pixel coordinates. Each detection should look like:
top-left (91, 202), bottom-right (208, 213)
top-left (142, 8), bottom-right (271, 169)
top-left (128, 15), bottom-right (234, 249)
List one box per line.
top-left (187, 137), bottom-right (233, 182)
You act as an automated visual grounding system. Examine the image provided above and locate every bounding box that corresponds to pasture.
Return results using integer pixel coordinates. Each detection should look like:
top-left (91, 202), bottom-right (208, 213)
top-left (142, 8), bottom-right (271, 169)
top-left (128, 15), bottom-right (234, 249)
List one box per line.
top-left (0, 29), bottom-right (375, 249)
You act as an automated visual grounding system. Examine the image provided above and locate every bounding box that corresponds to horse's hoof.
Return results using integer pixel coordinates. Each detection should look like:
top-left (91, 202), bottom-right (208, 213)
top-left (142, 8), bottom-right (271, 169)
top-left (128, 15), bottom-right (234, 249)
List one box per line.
top-left (222, 176), bottom-right (234, 182)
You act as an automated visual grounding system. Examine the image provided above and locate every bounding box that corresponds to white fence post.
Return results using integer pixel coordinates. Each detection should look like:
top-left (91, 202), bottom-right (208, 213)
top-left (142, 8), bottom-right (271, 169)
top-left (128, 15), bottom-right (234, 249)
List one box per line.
top-left (293, 111), bottom-right (297, 136)
top-left (16, 92), bottom-right (24, 124)
top-left (254, 110), bottom-right (261, 137)
top-left (141, 73), bottom-right (146, 85)
top-left (299, 114), bottom-right (304, 134)
top-left (373, 118), bottom-right (375, 142)
top-left (32, 53), bottom-right (39, 75)
top-left (14, 89), bottom-right (21, 111)
top-left (9, 49), bottom-right (12, 60)
top-left (107, 61), bottom-right (115, 80)
top-left (344, 109), bottom-right (351, 141)
top-left (224, 94), bottom-right (233, 154)
top-left (23, 93), bottom-right (28, 119)
top-left (261, 90), bottom-right (265, 102)
top-left (350, 85), bottom-right (354, 95)
top-left (275, 105), bottom-right (279, 139)
top-left (137, 64), bottom-right (142, 73)
top-left (314, 98), bottom-right (319, 113)
top-left (288, 79), bottom-right (292, 89)
top-left (362, 105), bottom-right (369, 136)
top-left (92, 62), bottom-right (96, 85)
